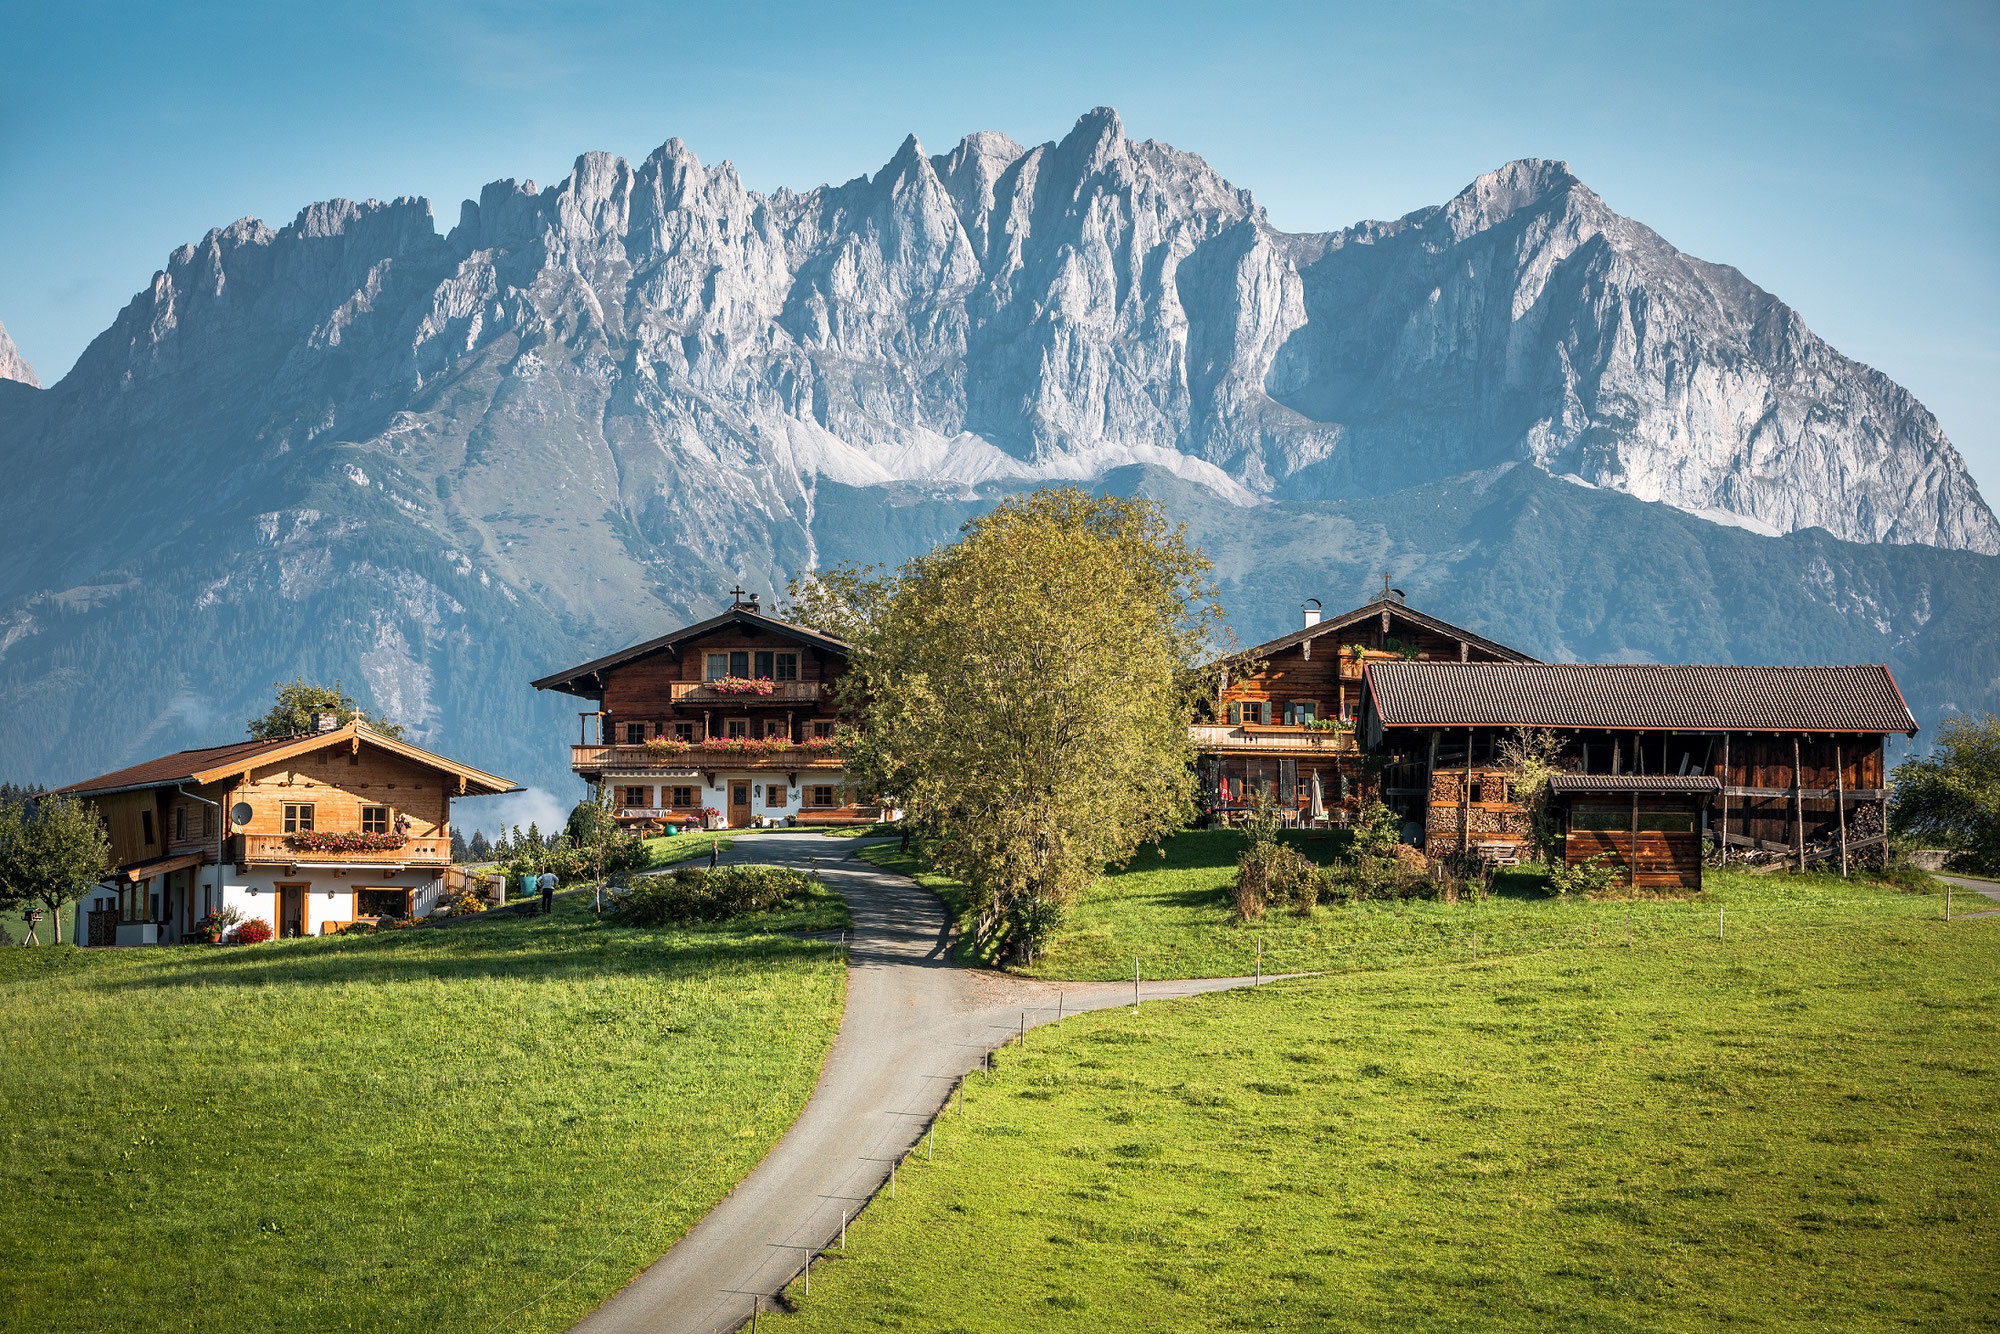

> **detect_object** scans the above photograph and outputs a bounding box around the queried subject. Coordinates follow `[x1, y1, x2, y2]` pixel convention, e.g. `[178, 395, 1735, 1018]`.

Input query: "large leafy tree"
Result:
[1891, 713, 2000, 872]
[792, 487, 1220, 953]
[0, 792, 113, 944]
[248, 678, 404, 740]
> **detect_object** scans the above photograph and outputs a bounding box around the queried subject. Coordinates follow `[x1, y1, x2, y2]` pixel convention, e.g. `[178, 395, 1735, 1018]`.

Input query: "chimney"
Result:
[314, 712, 340, 734]
[1301, 599, 1322, 629]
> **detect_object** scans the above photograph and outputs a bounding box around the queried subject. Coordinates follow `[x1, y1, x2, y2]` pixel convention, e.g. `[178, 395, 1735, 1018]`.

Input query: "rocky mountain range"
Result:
[0, 319, 37, 388]
[0, 108, 1994, 809]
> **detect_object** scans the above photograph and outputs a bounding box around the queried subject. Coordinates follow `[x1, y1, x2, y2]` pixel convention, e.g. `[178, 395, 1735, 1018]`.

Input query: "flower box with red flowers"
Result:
[708, 676, 775, 696]
[286, 830, 409, 853]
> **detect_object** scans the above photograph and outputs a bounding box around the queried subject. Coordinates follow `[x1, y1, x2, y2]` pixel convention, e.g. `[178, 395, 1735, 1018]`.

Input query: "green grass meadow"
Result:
[776, 909, 2000, 1332]
[0, 888, 845, 1333]
[866, 830, 1970, 982]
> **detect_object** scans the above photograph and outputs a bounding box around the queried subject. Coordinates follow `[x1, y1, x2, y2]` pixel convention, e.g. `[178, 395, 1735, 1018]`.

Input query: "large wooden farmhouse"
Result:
[1358, 661, 1919, 888]
[62, 720, 515, 946]
[532, 592, 886, 829]
[1199, 589, 1535, 821]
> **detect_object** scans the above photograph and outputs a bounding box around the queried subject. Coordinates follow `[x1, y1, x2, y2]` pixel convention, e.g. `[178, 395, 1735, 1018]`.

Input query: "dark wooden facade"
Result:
[1358, 662, 1916, 877]
[533, 594, 880, 828]
[1197, 593, 1535, 822]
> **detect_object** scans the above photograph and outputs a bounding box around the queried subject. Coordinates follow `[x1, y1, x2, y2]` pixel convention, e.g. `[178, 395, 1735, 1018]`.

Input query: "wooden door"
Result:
[729, 781, 751, 828]
[87, 909, 117, 947]
[277, 883, 308, 938]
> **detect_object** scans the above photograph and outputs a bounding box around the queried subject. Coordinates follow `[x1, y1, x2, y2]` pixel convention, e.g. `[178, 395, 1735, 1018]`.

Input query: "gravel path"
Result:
[573, 834, 1289, 1333]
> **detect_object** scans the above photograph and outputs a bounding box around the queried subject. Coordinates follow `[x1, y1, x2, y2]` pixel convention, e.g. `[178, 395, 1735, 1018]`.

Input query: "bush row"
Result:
[606, 865, 817, 926]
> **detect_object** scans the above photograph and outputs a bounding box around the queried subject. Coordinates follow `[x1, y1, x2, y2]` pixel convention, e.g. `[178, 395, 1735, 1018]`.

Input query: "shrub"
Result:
[1549, 854, 1620, 899]
[195, 905, 244, 944]
[606, 865, 815, 927]
[440, 890, 487, 917]
[231, 917, 273, 945]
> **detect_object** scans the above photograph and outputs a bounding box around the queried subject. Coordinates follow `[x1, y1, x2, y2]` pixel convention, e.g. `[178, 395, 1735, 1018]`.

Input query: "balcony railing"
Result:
[573, 743, 848, 774]
[666, 681, 829, 704]
[1190, 724, 1360, 753]
[232, 833, 453, 865]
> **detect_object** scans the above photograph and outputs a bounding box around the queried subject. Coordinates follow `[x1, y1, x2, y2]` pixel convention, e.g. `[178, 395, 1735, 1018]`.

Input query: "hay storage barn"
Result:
[1357, 661, 1919, 882]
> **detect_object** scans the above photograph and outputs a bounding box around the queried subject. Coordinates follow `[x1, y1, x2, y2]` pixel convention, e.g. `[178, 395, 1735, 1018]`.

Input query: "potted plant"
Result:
[1339, 644, 1368, 678]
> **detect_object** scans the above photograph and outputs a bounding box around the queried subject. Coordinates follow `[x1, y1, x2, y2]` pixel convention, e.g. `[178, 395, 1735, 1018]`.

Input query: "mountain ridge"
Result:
[0, 109, 1995, 813]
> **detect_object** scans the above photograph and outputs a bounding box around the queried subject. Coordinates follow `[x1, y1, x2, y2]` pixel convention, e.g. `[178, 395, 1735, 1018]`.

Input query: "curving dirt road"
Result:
[573, 834, 1288, 1334]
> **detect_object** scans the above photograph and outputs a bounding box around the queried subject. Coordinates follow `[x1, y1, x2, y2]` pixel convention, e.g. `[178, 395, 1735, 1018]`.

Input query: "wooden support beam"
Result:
[1462, 727, 1473, 853]
[1720, 733, 1731, 864]
[1793, 736, 1805, 872]
[1630, 789, 1639, 888]
[1836, 744, 1848, 877]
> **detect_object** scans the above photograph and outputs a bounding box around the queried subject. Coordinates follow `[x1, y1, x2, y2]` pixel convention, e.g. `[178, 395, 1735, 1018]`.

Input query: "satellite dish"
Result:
[230, 802, 253, 827]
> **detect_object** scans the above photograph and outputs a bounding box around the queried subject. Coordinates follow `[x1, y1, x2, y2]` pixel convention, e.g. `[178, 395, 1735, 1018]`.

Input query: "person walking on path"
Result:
[538, 869, 557, 916]
[708, 837, 720, 870]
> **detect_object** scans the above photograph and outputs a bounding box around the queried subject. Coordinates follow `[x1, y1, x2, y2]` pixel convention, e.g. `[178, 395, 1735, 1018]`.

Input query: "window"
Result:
[754, 650, 774, 679]
[812, 720, 835, 739]
[670, 786, 695, 807]
[1286, 701, 1317, 725]
[775, 653, 798, 681]
[767, 784, 788, 809]
[174, 806, 187, 842]
[357, 888, 411, 920]
[620, 786, 650, 808]
[361, 806, 390, 834]
[283, 804, 315, 834]
[730, 650, 750, 677]
[141, 810, 155, 846]
[726, 719, 750, 739]
[673, 721, 696, 742]
[811, 785, 836, 807]
[1468, 781, 1483, 805]
[624, 721, 647, 744]
[765, 719, 789, 740]
[706, 652, 729, 681]
[1229, 701, 1270, 726]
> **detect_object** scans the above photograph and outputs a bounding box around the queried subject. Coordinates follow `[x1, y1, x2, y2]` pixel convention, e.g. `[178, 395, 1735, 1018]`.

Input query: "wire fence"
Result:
[487, 933, 848, 1332]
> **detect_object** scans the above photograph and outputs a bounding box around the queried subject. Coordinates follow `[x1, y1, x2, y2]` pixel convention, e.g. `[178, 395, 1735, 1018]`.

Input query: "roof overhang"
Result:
[119, 851, 208, 882]
[533, 606, 853, 698]
[1548, 775, 1722, 795]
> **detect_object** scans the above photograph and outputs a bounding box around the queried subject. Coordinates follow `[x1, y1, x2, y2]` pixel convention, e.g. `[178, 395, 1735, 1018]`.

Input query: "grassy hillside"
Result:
[0, 893, 844, 1333]
[866, 830, 1960, 982]
[774, 911, 2000, 1331]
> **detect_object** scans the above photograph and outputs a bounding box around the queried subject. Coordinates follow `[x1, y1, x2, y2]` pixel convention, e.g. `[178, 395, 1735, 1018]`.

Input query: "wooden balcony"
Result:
[1190, 724, 1361, 754]
[232, 833, 453, 866]
[572, 743, 848, 775]
[666, 681, 829, 705]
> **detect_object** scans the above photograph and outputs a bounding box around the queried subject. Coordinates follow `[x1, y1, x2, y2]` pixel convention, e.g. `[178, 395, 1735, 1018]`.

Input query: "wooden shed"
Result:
[1549, 774, 1722, 891]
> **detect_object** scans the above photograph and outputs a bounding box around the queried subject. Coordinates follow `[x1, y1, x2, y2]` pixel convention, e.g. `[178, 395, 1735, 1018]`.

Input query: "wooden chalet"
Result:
[1357, 661, 1919, 889]
[1199, 588, 1536, 823]
[61, 720, 516, 945]
[532, 591, 887, 829]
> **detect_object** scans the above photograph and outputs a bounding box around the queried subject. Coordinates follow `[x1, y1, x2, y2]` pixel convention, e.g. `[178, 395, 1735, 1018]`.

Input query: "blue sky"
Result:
[3, 0, 1996, 496]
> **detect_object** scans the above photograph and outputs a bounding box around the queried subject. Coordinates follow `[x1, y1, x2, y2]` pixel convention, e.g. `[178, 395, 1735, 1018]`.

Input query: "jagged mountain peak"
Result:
[13, 110, 1994, 556]
[0, 318, 39, 388]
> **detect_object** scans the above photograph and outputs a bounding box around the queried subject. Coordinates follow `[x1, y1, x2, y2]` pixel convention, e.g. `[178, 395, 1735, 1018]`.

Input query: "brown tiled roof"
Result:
[1217, 597, 1539, 667]
[59, 723, 517, 797]
[58, 737, 300, 796]
[533, 605, 852, 697]
[1548, 774, 1722, 794]
[1365, 662, 1918, 734]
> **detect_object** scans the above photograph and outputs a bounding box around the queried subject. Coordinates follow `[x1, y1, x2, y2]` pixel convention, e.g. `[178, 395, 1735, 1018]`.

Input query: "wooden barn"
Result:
[1197, 588, 1535, 824]
[1357, 661, 1919, 887]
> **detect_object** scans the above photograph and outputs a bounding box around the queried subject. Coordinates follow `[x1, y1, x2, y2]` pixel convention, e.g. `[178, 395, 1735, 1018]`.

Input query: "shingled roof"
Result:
[59, 723, 517, 798]
[533, 604, 852, 698]
[1548, 774, 1723, 795]
[1221, 597, 1538, 666]
[1363, 662, 1918, 735]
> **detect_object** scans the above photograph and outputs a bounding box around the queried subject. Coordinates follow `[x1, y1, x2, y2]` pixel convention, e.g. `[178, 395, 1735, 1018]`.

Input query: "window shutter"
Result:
[1226, 702, 1240, 726]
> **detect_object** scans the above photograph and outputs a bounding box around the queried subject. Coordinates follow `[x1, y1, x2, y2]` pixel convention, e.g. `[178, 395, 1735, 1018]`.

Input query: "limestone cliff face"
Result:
[0, 319, 37, 387]
[24, 107, 1991, 558]
[1, 109, 1996, 796]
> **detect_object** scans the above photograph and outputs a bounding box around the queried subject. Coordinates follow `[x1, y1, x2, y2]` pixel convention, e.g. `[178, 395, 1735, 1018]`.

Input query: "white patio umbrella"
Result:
[1309, 771, 1326, 823]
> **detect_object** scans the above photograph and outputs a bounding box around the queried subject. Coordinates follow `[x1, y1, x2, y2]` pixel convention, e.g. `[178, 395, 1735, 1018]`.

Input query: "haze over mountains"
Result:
[1, 108, 1994, 807]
